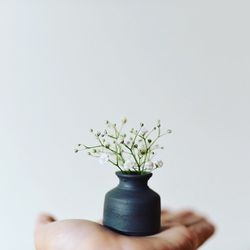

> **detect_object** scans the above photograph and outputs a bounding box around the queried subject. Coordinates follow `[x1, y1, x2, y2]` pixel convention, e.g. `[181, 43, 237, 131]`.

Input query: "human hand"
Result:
[34, 209, 215, 250]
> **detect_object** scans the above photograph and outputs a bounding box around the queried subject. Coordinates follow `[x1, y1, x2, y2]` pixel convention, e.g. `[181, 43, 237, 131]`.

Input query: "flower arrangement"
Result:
[75, 118, 171, 175]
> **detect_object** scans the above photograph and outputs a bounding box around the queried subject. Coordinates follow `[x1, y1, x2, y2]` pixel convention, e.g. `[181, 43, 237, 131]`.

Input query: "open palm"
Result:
[34, 210, 215, 250]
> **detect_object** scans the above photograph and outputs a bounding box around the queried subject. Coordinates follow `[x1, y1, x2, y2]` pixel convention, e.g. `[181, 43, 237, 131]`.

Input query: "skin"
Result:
[34, 210, 215, 250]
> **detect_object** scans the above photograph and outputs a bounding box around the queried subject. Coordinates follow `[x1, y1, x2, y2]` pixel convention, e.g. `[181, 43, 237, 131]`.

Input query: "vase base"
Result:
[104, 225, 160, 237]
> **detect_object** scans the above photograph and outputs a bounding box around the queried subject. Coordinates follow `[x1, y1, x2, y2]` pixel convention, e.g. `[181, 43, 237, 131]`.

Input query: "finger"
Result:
[160, 221, 183, 231]
[160, 211, 213, 234]
[161, 209, 170, 216]
[156, 223, 196, 250]
[172, 213, 204, 227]
[188, 219, 216, 248]
[160, 209, 170, 224]
[36, 213, 56, 227]
[161, 210, 195, 226]
[34, 213, 57, 248]
[166, 210, 205, 226]
[167, 210, 195, 221]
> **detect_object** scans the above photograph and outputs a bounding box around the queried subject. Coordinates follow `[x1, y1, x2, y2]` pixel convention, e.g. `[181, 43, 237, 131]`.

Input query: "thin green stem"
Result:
[148, 133, 166, 150]
[123, 143, 140, 168]
[145, 128, 155, 139]
[107, 134, 116, 139]
[82, 145, 103, 150]
[96, 136, 117, 155]
[142, 137, 149, 171]
[118, 123, 124, 135]
[115, 144, 119, 165]
[132, 127, 142, 147]
[108, 159, 123, 172]
[113, 125, 119, 139]
[118, 144, 125, 163]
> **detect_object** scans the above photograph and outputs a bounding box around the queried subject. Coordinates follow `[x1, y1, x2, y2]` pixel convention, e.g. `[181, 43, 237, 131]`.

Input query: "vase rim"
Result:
[116, 171, 152, 178]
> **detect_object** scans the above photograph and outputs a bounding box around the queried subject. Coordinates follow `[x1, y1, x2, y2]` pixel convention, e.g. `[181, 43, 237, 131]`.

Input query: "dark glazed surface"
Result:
[103, 171, 161, 236]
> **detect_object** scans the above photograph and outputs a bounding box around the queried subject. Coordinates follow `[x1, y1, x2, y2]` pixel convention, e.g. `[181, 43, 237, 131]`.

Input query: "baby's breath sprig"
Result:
[75, 118, 171, 175]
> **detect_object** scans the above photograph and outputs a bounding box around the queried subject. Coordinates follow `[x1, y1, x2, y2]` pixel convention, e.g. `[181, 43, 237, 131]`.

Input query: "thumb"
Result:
[34, 213, 56, 249]
[35, 213, 56, 235]
[36, 213, 56, 226]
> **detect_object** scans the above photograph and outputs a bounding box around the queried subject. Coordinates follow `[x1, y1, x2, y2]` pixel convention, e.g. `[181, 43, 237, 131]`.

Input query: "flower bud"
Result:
[121, 117, 128, 124]
[126, 140, 131, 145]
[156, 160, 163, 168]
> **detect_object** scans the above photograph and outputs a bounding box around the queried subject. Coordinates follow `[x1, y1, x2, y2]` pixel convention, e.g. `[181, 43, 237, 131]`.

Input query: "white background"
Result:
[1, 1, 250, 249]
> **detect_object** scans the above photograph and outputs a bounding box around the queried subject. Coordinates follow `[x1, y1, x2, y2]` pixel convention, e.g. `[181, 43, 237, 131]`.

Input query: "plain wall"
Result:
[1, 1, 250, 249]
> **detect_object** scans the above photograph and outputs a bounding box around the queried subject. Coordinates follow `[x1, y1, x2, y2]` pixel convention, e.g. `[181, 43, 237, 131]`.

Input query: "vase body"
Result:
[103, 171, 161, 236]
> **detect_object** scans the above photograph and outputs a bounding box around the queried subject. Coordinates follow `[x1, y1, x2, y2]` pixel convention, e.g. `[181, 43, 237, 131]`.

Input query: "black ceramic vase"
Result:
[103, 171, 161, 236]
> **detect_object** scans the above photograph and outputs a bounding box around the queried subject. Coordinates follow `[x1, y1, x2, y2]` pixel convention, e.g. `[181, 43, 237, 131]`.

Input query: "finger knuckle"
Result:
[181, 227, 197, 250]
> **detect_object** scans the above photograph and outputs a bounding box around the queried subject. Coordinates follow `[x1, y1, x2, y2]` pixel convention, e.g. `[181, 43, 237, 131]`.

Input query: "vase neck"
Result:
[116, 172, 152, 190]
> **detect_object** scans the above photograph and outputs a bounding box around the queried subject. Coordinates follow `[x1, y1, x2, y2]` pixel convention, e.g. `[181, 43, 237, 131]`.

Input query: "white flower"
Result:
[155, 160, 163, 168]
[99, 153, 109, 165]
[123, 160, 135, 170]
[144, 161, 154, 171]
